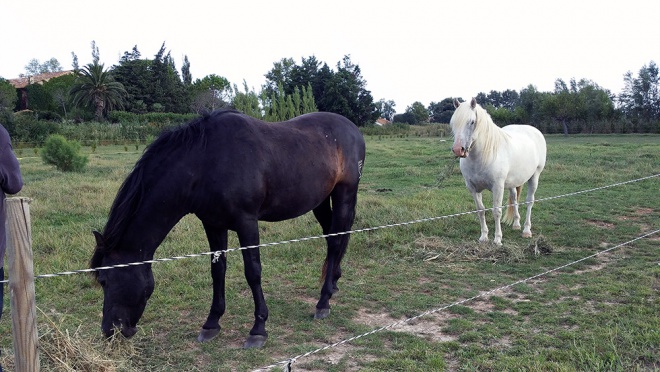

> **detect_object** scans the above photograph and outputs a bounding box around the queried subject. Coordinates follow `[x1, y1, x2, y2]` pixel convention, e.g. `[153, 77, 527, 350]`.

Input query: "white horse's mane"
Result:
[452, 101, 509, 163]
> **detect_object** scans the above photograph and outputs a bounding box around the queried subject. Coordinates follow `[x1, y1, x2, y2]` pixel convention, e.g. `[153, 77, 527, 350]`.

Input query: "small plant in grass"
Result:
[41, 134, 88, 172]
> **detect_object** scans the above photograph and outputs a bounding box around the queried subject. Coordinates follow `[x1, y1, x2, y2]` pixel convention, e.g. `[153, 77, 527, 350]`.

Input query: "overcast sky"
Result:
[1, 0, 657, 113]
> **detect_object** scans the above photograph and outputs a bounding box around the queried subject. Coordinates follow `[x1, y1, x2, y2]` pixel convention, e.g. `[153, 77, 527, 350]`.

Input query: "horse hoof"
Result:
[522, 231, 532, 238]
[315, 308, 330, 319]
[197, 328, 221, 342]
[243, 334, 267, 348]
[512, 224, 521, 230]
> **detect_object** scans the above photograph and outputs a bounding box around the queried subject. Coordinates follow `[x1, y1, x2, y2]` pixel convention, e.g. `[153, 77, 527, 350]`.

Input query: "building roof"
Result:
[8, 70, 74, 89]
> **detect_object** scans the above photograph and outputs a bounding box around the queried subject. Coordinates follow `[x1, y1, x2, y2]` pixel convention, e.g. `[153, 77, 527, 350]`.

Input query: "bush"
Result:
[41, 135, 88, 172]
[12, 111, 60, 145]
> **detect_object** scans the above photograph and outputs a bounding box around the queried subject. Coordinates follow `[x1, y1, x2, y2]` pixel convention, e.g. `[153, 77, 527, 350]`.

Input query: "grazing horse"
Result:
[450, 98, 546, 245]
[90, 109, 365, 348]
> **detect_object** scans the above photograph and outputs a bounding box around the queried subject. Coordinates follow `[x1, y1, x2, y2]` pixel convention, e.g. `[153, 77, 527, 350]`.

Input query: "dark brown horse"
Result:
[90, 110, 365, 348]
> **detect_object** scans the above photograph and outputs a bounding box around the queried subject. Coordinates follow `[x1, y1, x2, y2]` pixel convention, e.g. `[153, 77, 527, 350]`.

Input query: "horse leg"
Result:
[510, 187, 522, 230]
[491, 185, 505, 245]
[197, 226, 228, 342]
[315, 185, 357, 320]
[313, 197, 340, 293]
[236, 220, 269, 348]
[471, 191, 489, 243]
[522, 173, 541, 238]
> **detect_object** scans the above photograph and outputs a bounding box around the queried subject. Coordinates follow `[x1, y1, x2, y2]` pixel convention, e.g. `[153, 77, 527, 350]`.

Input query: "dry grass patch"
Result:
[412, 235, 553, 263]
[1, 308, 139, 372]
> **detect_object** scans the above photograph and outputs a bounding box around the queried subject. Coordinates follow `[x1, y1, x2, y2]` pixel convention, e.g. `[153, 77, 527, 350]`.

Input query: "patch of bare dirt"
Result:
[353, 308, 457, 343]
[572, 252, 614, 275]
[586, 219, 616, 229]
[634, 207, 654, 216]
[290, 342, 374, 372]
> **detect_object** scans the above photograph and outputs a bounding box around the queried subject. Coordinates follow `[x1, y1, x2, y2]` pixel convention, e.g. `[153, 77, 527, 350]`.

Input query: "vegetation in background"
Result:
[40, 134, 88, 172]
[4, 40, 659, 130]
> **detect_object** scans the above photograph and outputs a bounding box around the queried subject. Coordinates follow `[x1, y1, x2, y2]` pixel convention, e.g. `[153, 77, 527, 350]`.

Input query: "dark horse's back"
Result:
[172, 110, 365, 224]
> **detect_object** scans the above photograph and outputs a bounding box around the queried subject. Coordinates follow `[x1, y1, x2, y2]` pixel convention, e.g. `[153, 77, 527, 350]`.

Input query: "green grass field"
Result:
[1, 132, 658, 371]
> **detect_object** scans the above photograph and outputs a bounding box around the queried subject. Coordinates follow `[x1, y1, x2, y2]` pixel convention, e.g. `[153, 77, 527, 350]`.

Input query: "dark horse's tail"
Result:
[320, 237, 351, 283]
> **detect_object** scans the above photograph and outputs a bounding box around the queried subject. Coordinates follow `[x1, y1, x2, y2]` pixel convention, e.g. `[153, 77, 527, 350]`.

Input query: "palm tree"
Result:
[70, 62, 127, 121]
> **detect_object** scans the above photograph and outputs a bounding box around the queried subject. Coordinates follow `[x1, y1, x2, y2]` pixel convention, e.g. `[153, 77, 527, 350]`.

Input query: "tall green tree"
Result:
[112, 44, 191, 113]
[318, 55, 377, 125]
[301, 83, 317, 114]
[24, 57, 63, 76]
[112, 46, 152, 113]
[264, 55, 376, 125]
[518, 84, 543, 123]
[232, 80, 262, 118]
[190, 74, 232, 113]
[44, 74, 78, 118]
[263, 58, 297, 98]
[150, 43, 189, 113]
[406, 101, 429, 124]
[376, 99, 396, 121]
[619, 61, 659, 126]
[70, 62, 127, 121]
[0, 78, 17, 111]
[428, 98, 455, 123]
[181, 55, 192, 86]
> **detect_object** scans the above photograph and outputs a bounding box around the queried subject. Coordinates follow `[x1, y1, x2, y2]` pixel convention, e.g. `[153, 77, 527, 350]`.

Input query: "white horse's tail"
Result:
[503, 185, 522, 225]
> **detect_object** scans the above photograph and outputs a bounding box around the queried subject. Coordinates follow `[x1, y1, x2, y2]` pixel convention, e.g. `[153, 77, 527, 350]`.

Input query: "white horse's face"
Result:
[450, 98, 478, 158]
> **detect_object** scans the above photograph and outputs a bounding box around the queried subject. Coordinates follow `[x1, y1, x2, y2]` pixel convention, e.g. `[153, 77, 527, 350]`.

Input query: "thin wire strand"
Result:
[2, 173, 656, 284]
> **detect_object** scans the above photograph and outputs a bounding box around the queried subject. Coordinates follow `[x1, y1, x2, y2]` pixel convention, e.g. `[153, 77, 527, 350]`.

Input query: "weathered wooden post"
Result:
[5, 197, 40, 371]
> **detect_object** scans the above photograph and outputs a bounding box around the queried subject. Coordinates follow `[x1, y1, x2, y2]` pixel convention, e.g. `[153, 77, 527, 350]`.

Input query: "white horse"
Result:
[450, 98, 546, 245]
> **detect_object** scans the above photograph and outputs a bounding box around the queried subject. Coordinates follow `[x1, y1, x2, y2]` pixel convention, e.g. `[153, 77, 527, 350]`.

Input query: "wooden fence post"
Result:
[5, 197, 40, 372]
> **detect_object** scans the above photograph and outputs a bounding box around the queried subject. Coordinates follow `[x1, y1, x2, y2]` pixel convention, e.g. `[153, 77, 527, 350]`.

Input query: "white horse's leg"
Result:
[491, 185, 505, 245]
[509, 187, 522, 230]
[471, 191, 489, 242]
[522, 173, 540, 238]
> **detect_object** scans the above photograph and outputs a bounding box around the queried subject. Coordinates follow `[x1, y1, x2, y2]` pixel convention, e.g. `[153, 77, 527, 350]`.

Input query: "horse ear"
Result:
[470, 97, 477, 109]
[92, 230, 105, 248]
[453, 98, 460, 108]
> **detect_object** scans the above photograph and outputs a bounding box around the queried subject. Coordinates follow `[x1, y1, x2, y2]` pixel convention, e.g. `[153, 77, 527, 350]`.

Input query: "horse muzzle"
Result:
[103, 323, 138, 339]
[452, 144, 468, 158]
[102, 312, 139, 339]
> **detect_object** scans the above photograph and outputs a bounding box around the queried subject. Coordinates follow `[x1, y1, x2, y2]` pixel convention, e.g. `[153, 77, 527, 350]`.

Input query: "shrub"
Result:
[12, 111, 60, 145]
[41, 135, 88, 172]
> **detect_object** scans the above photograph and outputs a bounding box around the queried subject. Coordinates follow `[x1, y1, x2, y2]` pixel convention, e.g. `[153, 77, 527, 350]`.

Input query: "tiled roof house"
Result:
[8, 70, 74, 110]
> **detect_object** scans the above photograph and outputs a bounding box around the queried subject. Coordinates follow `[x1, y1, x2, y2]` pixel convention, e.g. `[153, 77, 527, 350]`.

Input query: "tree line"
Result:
[392, 61, 659, 134]
[0, 40, 658, 135]
[0, 42, 379, 130]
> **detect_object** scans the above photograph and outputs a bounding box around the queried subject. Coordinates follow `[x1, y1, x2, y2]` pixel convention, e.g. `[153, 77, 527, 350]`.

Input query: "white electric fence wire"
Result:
[14, 173, 656, 283]
[256, 228, 659, 371]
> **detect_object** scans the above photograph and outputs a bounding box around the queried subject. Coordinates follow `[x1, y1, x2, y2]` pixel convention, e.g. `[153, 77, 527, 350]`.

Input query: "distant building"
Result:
[8, 70, 74, 110]
[375, 118, 390, 126]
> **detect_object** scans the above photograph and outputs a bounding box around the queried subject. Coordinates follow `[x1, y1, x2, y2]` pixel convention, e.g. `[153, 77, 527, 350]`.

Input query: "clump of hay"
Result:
[414, 234, 552, 264]
[525, 235, 553, 256]
[1, 307, 141, 372]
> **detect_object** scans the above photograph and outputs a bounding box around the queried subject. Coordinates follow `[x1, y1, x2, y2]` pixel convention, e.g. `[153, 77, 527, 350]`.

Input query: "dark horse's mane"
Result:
[94, 109, 240, 259]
